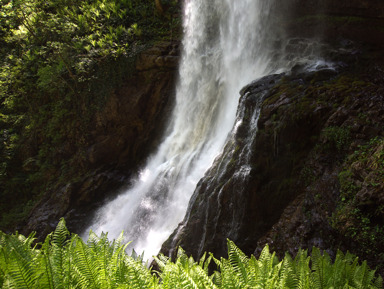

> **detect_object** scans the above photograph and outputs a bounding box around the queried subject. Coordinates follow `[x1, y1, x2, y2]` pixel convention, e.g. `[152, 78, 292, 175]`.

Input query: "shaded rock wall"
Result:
[161, 42, 384, 272]
[87, 41, 179, 170]
[22, 41, 180, 238]
[161, 67, 336, 259]
[256, 61, 384, 272]
[276, 0, 384, 46]
[291, 0, 384, 18]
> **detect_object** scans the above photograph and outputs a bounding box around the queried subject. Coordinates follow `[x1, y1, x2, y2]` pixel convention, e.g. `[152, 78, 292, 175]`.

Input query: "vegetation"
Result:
[321, 126, 351, 152]
[0, 219, 382, 288]
[0, 0, 180, 230]
[332, 137, 384, 266]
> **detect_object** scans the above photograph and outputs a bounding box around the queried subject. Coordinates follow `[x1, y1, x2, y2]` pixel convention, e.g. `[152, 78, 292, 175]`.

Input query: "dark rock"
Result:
[160, 68, 331, 260]
[275, 0, 384, 46]
[240, 74, 284, 96]
[86, 41, 180, 171]
[22, 41, 180, 238]
[160, 45, 384, 274]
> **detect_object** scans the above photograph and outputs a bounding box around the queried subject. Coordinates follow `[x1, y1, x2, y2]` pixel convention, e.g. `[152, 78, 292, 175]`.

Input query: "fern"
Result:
[87, 231, 110, 287]
[0, 232, 39, 288]
[1, 222, 383, 289]
[158, 261, 180, 289]
[158, 247, 216, 289]
[311, 247, 332, 289]
[255, 244, 279, 288]
[73, 236, 100, 287]
[37, 236, 55, 289]
[374, 275, 384, 289]
[227, 239, 249, 287]
[293, 249, 313, 289]
[45, 218, 71, 289]
[247, 255, 260, 288]
[277, 254, 298, 289]
[193, 264, 218, 289]
[353, 260, 372, 288]
[329, 250, 348, 288]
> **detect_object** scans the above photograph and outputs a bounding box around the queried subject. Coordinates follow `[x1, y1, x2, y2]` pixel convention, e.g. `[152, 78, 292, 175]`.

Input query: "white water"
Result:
[85, 0, 277, 259]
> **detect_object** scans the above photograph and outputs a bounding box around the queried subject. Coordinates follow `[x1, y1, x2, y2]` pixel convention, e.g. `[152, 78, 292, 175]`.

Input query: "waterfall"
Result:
[85, 0, 278, 259]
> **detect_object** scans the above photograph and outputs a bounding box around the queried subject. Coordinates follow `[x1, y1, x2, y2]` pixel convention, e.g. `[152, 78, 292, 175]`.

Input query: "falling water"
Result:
[85, 0, 278, 258]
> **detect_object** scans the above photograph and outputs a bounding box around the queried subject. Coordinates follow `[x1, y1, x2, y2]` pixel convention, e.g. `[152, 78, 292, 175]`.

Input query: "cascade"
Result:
[85, 0, 280, 258]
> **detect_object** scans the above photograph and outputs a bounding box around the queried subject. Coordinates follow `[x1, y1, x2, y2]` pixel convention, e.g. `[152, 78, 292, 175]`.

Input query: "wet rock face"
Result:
[22, 41, 180, 238]
[160, 74, 286, 259]
[161, 43, 384, 272]
[160, 67, 334, 259]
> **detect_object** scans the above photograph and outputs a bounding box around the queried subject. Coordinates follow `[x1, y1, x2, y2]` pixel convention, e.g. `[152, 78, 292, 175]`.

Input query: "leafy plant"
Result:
[1, 219, 382, 288]
[0, 219, 157, 288]
[332, 137, 384, 269]
[322, 126, 351, 152]
[0, 0, 181, 230]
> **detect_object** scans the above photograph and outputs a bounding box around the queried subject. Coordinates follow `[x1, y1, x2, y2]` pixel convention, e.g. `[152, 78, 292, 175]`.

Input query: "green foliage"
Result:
[1, 220, 382, 288]
[0, 219, 156, 288]
[321, 126, 351, 152]
[0, 0, 180, 230]
[332, 137, 384, 266]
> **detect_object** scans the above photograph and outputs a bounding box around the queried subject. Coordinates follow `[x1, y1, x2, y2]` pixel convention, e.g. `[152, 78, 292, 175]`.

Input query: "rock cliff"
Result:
[279, 0, 384, 45]
[161, 40, 384, 272]
[22, 41, 180, 238]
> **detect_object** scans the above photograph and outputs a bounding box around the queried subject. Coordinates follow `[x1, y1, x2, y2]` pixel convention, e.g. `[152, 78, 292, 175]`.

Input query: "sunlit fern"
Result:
[1, 219, 382, 288]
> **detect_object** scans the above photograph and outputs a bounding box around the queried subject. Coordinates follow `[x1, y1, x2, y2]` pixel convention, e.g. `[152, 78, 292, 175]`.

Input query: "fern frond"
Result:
[34, 234, 55, 289]
[154, 253, 170, 271]
[72, 235, 100, 288]
[51, 219, 71, 288]
[247, 255, 259, 287]
[256, 244, 280, 288]
[199, 252, 207, 268]
[176, 249, 217, 289]
[179, 267, 199, 289]
[311, 247, 333, 289]
[1, 232, 39, 288]
[212, 270, 222, 288]
[193, 264, 218, 289]
[293, 249, 313, 289]
[210, 255, 222, 287]
[330, 249, 347, 288]
[278, 253, 297, 289]
[227, 239, 249, 287]
[124, 255, 154, 289]
[52, 218, 69, 249]
[374, 274, 383, 288]
[219, 258, 239, 289]
[111, 241, 131, 286]
[159, 262, 180, 289]
[353, 260, 370, 288]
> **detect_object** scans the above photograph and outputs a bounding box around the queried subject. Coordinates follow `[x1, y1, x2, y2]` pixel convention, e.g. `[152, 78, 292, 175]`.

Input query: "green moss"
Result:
[331, 137, 384, 265]
[299, 166, 316, 187]
[322, 126, 351, 152]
